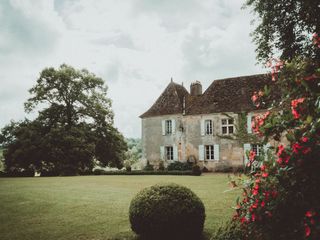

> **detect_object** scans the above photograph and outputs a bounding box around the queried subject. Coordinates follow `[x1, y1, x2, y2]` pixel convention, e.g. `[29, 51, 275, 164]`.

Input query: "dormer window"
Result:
[222, 118, 234, 135]
[205, 120, 213, 135]
[165, 120, 172, 135]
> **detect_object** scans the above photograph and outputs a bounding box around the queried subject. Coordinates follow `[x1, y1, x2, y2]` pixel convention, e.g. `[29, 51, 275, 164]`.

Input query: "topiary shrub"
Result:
[192, 164, 202, 176]
[129, 183, 205, 240]
[167, 161, 192, 171]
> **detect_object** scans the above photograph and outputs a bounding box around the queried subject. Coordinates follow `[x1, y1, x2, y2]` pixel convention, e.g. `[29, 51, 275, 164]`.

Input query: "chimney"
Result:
[190, 81, 202, 96]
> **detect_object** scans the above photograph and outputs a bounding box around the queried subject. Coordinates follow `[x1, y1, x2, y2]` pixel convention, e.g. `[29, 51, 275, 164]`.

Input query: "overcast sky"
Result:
[0, 0, 265, 138]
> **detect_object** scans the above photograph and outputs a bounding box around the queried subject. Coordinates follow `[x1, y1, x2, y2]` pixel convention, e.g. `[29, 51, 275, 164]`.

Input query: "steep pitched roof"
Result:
[140, 74, 277, 118]
[140, 81, 189, 118]
[186, 74, 274, 115]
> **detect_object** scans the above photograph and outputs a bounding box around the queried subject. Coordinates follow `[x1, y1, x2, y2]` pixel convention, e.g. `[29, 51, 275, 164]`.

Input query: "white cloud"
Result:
[0, 0, 264, 138]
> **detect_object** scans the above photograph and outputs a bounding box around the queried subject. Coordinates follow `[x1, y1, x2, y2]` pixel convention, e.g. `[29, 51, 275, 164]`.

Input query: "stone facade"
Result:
[140, 74, 278, 170]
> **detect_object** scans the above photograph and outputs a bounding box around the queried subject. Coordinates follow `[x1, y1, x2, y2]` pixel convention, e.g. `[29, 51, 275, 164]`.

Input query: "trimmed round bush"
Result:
[129, 183, 205, 239]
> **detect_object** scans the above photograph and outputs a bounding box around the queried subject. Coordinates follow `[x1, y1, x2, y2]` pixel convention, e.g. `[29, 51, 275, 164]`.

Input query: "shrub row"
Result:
[0, 170, 35, 177]
[92, 169, 196, 176]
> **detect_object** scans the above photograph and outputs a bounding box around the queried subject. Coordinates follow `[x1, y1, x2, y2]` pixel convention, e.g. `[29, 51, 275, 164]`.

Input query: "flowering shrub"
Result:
[233, 35, 320, 239]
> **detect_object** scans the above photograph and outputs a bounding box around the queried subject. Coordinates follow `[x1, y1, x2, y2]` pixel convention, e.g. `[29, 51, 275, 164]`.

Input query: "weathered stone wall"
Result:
[142, 112, 247, 170]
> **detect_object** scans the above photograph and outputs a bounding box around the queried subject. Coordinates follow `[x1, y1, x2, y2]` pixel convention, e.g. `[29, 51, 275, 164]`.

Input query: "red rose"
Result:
[305, 224, 311, 237]
[305, 211, 314, 218]
[302, 147, 311, 154]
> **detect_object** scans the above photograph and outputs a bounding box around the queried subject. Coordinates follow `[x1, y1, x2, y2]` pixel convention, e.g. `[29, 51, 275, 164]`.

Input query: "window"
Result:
[205, 120, 213, 135]
[221, 118, 234, 135]
[165, 120, 172, 135]
[251, 144, 263, 156]
[205, 145, 214, 160]
[166, 146, 173, 160]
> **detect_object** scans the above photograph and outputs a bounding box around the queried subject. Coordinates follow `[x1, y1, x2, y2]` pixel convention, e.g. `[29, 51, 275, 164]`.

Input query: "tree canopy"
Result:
[0, 64, 127, 175]
[244, 0, 320, 62]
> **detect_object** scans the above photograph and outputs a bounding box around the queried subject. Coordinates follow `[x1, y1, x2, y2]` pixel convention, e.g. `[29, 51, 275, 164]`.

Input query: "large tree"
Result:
[0, 64, 127, 175]
[244, 0, 320, 62]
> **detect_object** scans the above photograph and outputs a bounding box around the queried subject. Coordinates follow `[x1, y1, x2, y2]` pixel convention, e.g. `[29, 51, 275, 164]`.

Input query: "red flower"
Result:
[261, 201, 266, 207]
[277, 158, 283, 165]
[277, 145, 285, 156]
[301, 137, 309, 143]
[260, 164, 266, 171]
[302, 147, 311, 155]
[291, 98, 305, 108]
[262, 172, 269, 178]
[305, 211, 314, 218]
[240, 217, 248, 224]
[252, 202, 258, 209]
[249, 150, 256, 161]
[251, 92, 258, 102]
[292, 142, 302, 154]
[251, 213, 256, 222]
[305, 224, 311, 237]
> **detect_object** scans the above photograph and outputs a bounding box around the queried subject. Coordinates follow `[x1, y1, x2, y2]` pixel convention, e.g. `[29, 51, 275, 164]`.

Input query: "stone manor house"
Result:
[140, 74, 274, 170]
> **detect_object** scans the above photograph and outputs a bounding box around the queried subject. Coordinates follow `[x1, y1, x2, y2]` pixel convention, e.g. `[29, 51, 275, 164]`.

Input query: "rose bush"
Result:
[233, 34, 320, 239]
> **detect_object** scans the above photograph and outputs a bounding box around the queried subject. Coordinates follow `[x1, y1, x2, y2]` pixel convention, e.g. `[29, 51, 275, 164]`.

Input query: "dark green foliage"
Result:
[143, 161, 154, 171]
[211, 220, 245, 240]
[2, 169, 35, 177]
[158, 161, 165, 171]
[125, 166, 132, 172]
[40, 169, 59, 177]
[91, 170, 194, 176]
[244, 0, 320, 62]
[129, 183, 205, 240]
[202, 166, 210, 173]
[167, 161, 192, 171]
[0, 65, 127, 175]
[192, 164, 202, 176]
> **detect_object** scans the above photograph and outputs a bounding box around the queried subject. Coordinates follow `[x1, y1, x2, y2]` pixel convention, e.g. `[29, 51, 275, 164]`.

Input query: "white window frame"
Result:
[165, 120, 172, 135]
[251, 144, 263, 156]
[205, 145, 214, 160]
[221, 118, 234, 135]
[205, 119, 213, 135]
[166, 146, 173, 160]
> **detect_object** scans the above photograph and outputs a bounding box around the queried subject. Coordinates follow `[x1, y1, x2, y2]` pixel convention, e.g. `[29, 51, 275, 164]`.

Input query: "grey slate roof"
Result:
[140, 74, 275, 118]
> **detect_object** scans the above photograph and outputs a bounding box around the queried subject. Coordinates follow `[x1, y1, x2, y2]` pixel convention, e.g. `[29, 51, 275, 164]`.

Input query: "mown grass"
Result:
[0, 174, 240, 240]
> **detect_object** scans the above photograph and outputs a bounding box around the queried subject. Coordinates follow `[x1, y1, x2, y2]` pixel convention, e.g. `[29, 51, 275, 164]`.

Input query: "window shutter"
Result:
[162, 120, 165, 135]
[247, 113, 252, 134]
[211, 120, 214, 135]
[243, 143, 251, 164]
[214, 144, 219, 160]
[200, 119, 205, 136]
[160, 146, 165, 160]
[198, 145, 204, 160]
[263, 143, 271, 156]
[172, 119, 176, 135]
[173, 145, 178, 161]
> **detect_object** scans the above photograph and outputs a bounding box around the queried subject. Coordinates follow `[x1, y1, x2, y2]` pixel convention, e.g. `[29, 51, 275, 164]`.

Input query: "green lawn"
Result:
[0, 174, 240, 240]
